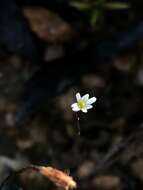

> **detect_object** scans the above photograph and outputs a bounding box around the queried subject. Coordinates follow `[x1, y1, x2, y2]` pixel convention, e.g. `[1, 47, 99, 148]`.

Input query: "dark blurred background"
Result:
[1, 0, 143, 189]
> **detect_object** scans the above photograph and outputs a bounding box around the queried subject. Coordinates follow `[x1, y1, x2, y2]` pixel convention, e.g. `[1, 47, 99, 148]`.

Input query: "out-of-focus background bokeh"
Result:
[1, 0, 143, 189]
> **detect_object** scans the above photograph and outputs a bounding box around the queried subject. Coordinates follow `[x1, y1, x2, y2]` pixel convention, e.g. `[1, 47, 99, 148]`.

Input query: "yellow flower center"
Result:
[77, 100, 86, 109]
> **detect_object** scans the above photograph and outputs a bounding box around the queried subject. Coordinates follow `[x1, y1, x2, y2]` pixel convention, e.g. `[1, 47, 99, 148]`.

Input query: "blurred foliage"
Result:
[69, 0, 130, 27]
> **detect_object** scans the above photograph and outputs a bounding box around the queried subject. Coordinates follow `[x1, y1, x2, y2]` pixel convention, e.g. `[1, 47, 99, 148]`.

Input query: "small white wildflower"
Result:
[71, 93, 97, 113]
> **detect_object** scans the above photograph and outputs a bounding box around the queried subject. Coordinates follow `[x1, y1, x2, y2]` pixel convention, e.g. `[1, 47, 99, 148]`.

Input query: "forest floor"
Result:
[0, 6, 143, 190]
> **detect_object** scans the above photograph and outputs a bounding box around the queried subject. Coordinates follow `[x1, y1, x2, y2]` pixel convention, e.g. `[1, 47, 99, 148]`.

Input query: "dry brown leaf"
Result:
[38, 166, 77, 190]
[23, 7, 73, 43]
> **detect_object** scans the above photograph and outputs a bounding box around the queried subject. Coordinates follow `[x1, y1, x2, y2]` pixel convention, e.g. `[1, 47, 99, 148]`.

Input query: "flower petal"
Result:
[82, 94, 89, 101]
[81, 108, 88, 113]
[87, 97, 97, 104]
[71, 103, 80, 112]
[86, 105, 93, 109]
[76, 93, 81, 101]
[71, 103, 77, 108]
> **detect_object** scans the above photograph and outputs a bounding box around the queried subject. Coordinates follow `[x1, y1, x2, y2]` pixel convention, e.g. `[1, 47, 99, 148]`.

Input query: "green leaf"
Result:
[70, 1, 91, 10]
[90, 11, 99, 27]
[105, 2, 130, 9]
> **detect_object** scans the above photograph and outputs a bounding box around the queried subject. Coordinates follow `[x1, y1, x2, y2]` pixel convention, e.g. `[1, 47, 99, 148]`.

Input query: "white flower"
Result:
[71, 93, 97, 113]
